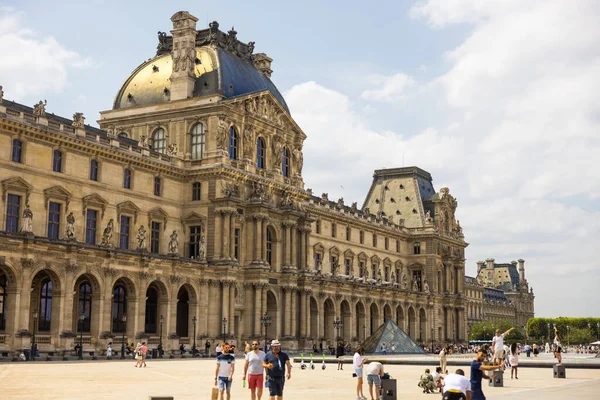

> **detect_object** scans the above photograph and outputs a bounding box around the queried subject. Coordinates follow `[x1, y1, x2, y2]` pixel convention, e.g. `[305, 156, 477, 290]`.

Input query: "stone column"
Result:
[199, 280, 209, 336]
[229, 284, 235, 336]
[261, 218, 267, 262]
[350, 299, 357, 340]
[304, 230, 310, 270]
[254, 284, 262, 336]
[299, 290, 307, 337]
[290, 289, 297, 338]
[221, 211, 230, 260]
[229, 212, 236, 261]
[207, 281, 219, 337]
[253, 216, 261, 263]
[222, 282, 230, 336]
[214, 211, 222, 260]
[290, 226, 297, 267]
[282, 224, 289, 267]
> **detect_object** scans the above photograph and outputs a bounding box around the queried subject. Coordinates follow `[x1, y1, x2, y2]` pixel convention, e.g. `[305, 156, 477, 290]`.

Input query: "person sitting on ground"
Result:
[418, 368, 436, 394]
[442, 368, 471, 400]
[432, 366, 445, 393]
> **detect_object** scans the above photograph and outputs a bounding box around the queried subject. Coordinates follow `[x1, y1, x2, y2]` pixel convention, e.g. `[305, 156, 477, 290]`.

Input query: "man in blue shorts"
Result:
[263, 339, 291, 400]
[215, 345, 235, 400]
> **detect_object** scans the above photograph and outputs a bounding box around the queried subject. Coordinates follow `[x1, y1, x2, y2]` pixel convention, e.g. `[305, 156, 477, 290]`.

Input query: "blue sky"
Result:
[1, 1, 599, 318]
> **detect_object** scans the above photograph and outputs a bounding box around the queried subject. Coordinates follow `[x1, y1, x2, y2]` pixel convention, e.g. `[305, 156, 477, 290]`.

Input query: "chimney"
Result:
[169, 11, 198, 101]
[476, 261, 485, 275]
[518, 259, 525, 282]
[485, 258, 495, 281]
[253, 53, 273, 78]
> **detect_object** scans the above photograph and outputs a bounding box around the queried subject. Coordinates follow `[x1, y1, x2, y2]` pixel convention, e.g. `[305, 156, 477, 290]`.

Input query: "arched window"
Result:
[176, 288, 189, 337]
[78, 282, 92, 332]
[112, 285, 126, 333]
[282, 147, 290, 177]
[39, 279, 53, 331]
[0, 274, 6, 331]
[150, 128, 166, 154]
[145, 287, 158, 333]
[256, 137, 266, 169]
[266, 227, 274, 266]
[229, 127, 238, 160]
[190, 123, 205, 160]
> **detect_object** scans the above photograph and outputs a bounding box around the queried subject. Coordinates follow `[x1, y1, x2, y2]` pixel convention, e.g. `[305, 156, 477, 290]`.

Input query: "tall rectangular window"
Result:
[396, 239, 400, 253]
[414, 242, 421, 255]
[85, 209, 98, 245]
[189, 225, 202, 258]
[372, 264, 377, 279]
[413, 271, 422, 291]
[89, 160, 99, 181]
[47, 202, 61, 239]
[330, 256, 337, 274]
[346, 227, 351, 241]
[359, 230, 364, 244]
[373, 233, 377, 247]
[331, 222, 336, 238]
[316, 220, 321, 234]
[345, 259, 351, 275]
[192, 182, 201, 201]
[154, 177, 161, 196]
[151, 221, 161, 254]
[5, 194, 21, 233]
[11, 139, 23, 163]
[52, 150, 62, 172]
[119, 216, 131, 249]
[314, 253, 322, 269]
[359, 261, 365, 277]
[384, 237, 389, 250]
[123, 169, 132, 189]
[234, 228, 240, 260]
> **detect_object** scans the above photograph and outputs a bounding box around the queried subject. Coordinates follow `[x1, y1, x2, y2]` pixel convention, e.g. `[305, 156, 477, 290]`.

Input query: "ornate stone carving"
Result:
[65, 261, 79, 275]
[167, 143, 177, 156]
[362, 207, 370, 216]
[208, 21, 219, 46]
[423, 280, 430, 293]
[250, 182, 268, 201]
[292, 146, 303, 175]
[20, 203, 33, 234]
[139, 135, 149, 148]
[138, 270, 153, 282]
[101, 219, 114, 247]
[103, 267, 116, 277]
[137, 225, 147, 250]
[412, 279, 419, 292]
[280, 191, 293, 208]
[334, 291, 342, 301]
[402, 273, 408, 289]
[64, 212, 76, 240]
[222, 182, 239, 198]
[168, 274, 182, 285]
[33, 100, 47, 117]
[168, 230, 179, 254]
[106, 126, 116, 138]
[425, 210, 432, 224]
[21, 258, 34, 270]
[72, 112, 85, 128]
[216, 115, 228, 150]
[337, 197, 344, 209]
[157, 31, 169, 53]
[243, 125, 254, 158]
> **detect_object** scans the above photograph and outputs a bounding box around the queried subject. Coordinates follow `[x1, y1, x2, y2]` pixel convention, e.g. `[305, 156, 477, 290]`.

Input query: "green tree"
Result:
[469, 320, 524, 341]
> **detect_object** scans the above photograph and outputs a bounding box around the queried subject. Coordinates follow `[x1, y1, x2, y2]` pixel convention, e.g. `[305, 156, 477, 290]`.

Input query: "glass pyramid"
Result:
[361, 319, 426, 354]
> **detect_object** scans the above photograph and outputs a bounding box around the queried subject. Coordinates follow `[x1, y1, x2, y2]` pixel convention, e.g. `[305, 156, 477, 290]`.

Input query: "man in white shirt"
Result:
[243, 340, 266, 400]
[491, 327, 514, 366]
[442, 369, 471, 400]
[366, 361, 384, 400]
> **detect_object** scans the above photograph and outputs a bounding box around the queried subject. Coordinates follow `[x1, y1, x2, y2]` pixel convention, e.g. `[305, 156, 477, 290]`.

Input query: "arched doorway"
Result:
[144, 281, 168, 335]
[176, 287, 189, 337]
[408, 307, 416, 339]
[266, 290, 278, 342]
[396, 306, 404, 331]
[0, 272, 7, 331]
[383, 304, 392, 322]
[340, 300, 351, 341]
[30, 270, 61, 336]
[356, 302, 366, 341]
[309, 297, 318, 339]
[419, 308, 427, 342]
[370, 303, 379, 335]
[323, 298, 334, 343]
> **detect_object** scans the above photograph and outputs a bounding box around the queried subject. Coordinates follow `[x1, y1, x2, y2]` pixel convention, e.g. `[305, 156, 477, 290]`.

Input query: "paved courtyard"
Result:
[1, 357, 599, 400]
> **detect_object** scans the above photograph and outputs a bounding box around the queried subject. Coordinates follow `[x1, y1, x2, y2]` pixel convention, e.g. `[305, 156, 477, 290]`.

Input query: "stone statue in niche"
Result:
[292, 146, 303, 174]
[243, 126, 254, 157]
[272, 137, 283, 170]
[331, 261, 340, 276]
[377, 269, 383, 284]
[167, 143, 177, 156]
[425, 210, 432, 224]
[423, 280, 430, 293]
[72, 112, 85, 128]
[64, 212, 76, 240]
[216, 116, 228, 149]
[412, 279, 419, 292]
[390, 272, 396, 284]
[20, 203, 33, 234]
[137, 225, 147, 250]
[198, 236, 206, 259]
[402, 273, 408, 289]
[168, 230, 179, 254]
[139, 135, 148, 148]
[101, 219, 114, 246]
[33, 100, 47, 117]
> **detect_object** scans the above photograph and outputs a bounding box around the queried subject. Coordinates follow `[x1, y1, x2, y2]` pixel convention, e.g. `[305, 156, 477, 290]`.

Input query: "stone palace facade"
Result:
[0, 11, 468, 355]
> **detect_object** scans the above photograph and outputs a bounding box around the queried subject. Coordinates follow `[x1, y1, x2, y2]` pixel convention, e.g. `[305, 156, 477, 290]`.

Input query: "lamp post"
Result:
[333, 316, 343, 342]
[192, 316, 197, 357]
[159, 315, 164, 358]
[431, 328, 434, 354]
[120, 314, 127, 359]
[260, 312, 271, 352]
[222, 317, 228, 348]
[31, 309, 38, 362]
[78, 312, 84, 360]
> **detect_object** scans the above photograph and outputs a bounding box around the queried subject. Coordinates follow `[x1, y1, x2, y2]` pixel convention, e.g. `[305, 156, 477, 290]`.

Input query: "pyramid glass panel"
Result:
[361, 319, 426, 354]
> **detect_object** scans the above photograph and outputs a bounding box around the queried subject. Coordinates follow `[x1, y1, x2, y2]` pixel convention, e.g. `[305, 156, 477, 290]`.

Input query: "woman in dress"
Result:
[510, 342, 519, 379]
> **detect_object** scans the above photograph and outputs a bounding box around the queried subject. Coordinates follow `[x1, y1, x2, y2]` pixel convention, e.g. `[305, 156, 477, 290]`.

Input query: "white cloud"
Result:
[360, 73, 416, 102]
[288, 1, 600, 317]
[0, 7, 90, 100]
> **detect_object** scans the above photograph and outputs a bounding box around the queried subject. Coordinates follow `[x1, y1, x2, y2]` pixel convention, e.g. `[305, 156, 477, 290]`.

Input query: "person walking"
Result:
[491, 327, 514, 366]
[441, 369, 471, 400]
[509, 343, 519, 379]
[336, 341, 345, 370]
[106, 342, 112, 359]
[353, 347, 368, 400]
[440, 346, 448, 372]
[243, 340, 266, 400]
[524, 343, 531, 358]
[263, 339, 291, 400]
[215, 344, 235, 400]
[134, 342, 143, 368]
[470, 349, 504, 400]
[244, 341, 251, 355]
[216, 343, 223, 357]
[141, 342, 148, 367]
[365, 361, 384, 400]
[553, 326, 562, 366]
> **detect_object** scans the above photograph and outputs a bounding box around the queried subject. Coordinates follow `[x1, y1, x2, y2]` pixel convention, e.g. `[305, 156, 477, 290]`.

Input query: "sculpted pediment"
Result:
[370, 254, 381, 263]
[313, 242, 325, 253]
[328, 245, 340, 255]
[382, 257, 392, 266]
[1, 176, 33, 202]
[147, 207, 169, 229]
[116, 200, 140, 224]
[344, 249, 355, 258]
[357, 252, 368, 261]
[44, 185, 72, 210]
[82, 193, 108, 217]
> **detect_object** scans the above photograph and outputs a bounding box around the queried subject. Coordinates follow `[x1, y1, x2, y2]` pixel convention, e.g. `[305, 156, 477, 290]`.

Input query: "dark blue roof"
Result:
[216, 48, 289, 113]
[484, 287, 508, 302]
